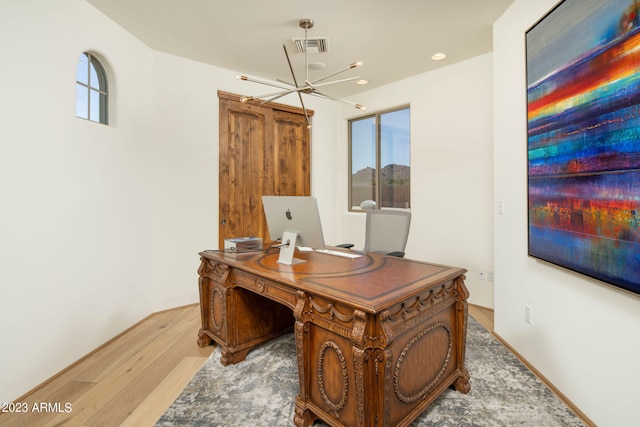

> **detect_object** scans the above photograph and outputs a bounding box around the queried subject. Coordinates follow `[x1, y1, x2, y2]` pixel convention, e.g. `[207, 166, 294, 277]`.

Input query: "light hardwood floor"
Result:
[1, 304, 492, 427]
[468, 303, 494, 332]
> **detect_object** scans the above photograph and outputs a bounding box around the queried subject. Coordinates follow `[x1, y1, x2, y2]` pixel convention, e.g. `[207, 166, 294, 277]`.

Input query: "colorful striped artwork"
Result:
[527, 0, 640, 295]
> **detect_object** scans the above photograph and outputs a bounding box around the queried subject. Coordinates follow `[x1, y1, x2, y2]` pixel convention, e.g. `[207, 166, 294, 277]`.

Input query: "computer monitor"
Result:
[262, 196, 326, 250]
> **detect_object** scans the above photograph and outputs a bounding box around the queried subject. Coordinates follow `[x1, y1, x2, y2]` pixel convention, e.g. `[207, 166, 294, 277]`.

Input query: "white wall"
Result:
[0, 0, 342, 403]
[339, 54, 495, 308]
[0, 0, 156, 403]
[145, 52, 219, 310]
[494, 2, 640, 426]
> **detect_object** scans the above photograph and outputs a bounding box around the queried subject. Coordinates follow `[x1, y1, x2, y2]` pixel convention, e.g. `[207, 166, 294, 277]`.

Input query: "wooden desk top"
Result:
[199, 249, 466, 314]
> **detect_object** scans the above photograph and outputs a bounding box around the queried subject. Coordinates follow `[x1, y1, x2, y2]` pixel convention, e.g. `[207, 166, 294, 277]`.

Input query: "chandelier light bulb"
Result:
[356, 104, 366, 110]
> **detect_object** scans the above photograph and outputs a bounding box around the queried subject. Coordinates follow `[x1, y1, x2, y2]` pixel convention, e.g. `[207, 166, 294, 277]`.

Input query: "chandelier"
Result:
[236, 18, 366, 128]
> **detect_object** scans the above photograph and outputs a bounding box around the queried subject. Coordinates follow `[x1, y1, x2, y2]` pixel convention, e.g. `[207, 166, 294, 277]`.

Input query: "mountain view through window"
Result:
[350, 106, 410, 210]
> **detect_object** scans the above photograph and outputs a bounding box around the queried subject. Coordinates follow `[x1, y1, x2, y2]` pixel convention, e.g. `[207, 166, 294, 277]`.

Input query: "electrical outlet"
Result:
[488, 270, 495, 282]
[525, 305, 533, 325]
[478, 269, 486, 280]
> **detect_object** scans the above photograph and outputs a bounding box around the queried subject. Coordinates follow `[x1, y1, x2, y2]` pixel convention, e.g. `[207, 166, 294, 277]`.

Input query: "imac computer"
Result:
[262, 195, 326, 264]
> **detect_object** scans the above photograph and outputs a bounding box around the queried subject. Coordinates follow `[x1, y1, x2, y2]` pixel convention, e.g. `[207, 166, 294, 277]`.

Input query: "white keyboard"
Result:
[316, 249, 362, 259]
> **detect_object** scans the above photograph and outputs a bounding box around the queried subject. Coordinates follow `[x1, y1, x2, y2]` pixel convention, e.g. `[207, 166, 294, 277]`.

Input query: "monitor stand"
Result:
[277, 230, 306, 265]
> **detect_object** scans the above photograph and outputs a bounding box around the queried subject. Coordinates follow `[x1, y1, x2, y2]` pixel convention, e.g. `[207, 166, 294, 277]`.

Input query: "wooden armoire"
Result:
[218, 91, 313, 248]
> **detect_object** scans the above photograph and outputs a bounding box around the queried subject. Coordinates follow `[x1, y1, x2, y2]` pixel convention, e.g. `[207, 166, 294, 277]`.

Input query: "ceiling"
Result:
[86, 0, 514, 98]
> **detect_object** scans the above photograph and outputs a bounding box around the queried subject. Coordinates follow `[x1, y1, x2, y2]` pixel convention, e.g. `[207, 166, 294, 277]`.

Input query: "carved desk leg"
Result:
[197, 328, 214, 348]
[196, 258, 229, 349]
[197, 266, 214, 348]
[293, 291, 316, 427]
[350, 310, 372, 427]
[454, 275, 471, 394]
[293, 319, 315, 427]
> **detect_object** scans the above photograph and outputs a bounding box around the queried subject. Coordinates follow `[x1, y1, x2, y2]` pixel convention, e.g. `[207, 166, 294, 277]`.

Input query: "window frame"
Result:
[76, 52, 109, 125]
[348, 104, 411, 212]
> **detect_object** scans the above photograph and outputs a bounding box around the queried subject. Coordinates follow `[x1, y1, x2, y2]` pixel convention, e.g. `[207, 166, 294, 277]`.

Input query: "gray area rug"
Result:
[156, 316, 584, 426]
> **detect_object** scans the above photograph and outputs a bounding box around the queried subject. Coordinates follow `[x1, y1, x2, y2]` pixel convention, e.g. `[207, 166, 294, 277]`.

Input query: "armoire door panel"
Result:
[273, 111, 311, 197]
[218, 92, 312, 248]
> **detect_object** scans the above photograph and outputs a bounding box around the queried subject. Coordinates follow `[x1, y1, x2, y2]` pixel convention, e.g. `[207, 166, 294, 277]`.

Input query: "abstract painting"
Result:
[527, 0, 640, 295]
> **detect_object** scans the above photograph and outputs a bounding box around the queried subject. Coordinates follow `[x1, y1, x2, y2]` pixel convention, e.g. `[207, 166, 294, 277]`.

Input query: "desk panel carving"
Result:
[197, 249, 469, 427]
[394, 321, 452, 404]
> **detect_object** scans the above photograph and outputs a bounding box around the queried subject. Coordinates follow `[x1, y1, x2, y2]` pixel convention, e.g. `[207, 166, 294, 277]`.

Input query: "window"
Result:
[349, 106, 410, 211]
[76, 52, 108, 124]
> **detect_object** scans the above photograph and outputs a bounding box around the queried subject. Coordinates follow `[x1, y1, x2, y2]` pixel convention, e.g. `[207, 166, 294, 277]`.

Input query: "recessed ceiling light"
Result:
[356, 79, 368, 85]
[309, 62, 326, 70]
[431, 52, 447, 61]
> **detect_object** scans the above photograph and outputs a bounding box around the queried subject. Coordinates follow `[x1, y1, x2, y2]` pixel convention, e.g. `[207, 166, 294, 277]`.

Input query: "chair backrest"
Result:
[363, 210, 411, 255]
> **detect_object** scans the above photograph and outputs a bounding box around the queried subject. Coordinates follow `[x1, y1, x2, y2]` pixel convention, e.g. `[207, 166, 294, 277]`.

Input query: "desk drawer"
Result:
[231, 270, 298, 310]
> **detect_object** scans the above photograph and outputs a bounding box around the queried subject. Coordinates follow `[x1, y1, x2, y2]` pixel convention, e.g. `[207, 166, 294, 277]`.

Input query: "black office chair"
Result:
[338, 209, 411, 257]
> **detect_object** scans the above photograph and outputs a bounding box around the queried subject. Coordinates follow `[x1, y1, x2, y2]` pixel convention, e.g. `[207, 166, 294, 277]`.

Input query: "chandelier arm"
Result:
[258, 90, 297, 104]
[247, 88, 297, 101]
[277, 78, 296, 87]
[310, 90, 366, 110]
[308, 76, 362, 88]
[308, 91, 342, 102]
[238, 75, 294, 91]
[283, 45, 302, 89]
[311, 62, 363, 85]
[296, 91, 312, 127]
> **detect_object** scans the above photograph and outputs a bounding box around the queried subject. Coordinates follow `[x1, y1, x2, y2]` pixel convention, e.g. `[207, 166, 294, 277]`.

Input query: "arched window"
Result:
[76, 52, 108, 124]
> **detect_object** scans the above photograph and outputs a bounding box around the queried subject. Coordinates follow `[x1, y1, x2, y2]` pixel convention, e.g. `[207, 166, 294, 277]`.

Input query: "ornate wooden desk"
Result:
[197, 249, 470, 427]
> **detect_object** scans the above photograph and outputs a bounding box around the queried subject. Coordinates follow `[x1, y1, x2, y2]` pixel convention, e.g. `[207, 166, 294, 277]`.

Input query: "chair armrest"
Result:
[336, 243, 355, 249]
[386, 251, 405, 258]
